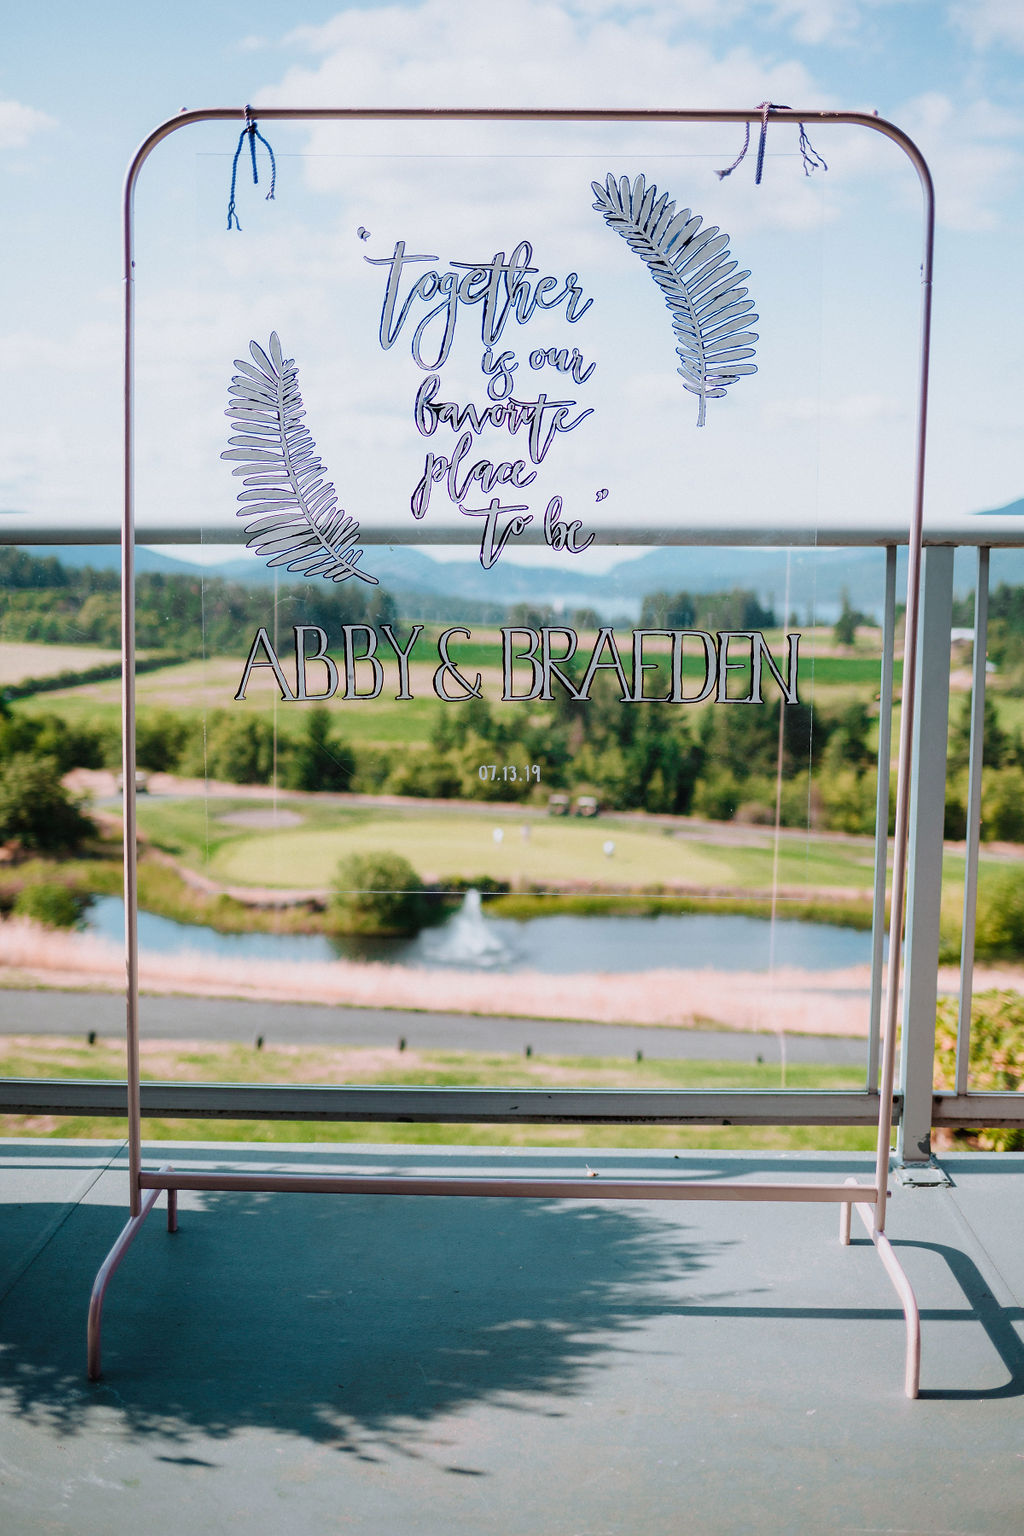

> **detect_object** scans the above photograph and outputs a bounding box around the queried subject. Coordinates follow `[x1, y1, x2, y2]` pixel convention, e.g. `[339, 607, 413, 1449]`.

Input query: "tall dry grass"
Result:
[0, 916, 891, 1034]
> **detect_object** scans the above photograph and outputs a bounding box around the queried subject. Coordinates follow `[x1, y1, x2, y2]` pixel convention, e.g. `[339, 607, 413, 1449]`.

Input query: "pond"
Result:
[84, 892, 878, 975]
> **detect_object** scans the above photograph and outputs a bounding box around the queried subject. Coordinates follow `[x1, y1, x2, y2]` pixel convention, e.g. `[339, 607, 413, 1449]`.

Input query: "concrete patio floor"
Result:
[2, 1139, 1024, 1535]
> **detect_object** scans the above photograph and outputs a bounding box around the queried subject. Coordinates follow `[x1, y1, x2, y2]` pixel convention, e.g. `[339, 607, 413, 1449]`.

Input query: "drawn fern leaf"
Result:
[221, 333, 378, 585]
[591, 173, 758, 427]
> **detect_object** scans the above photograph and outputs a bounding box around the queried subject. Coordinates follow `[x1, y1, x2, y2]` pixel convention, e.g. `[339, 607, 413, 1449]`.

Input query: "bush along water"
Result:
[934, 991, 1024, 1151]
[329, 852, 441, 937]
[12, 882, 86, 929]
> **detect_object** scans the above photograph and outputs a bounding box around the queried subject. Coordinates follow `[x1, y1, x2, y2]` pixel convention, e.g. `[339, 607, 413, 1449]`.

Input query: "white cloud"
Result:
[767, 0, 867, 46]
[761, 0, 930, 48]
[897, 90, 1023, 229]
[766, 392, 904, 424]
[951, 0, 1024, 52]
[0, 317, 121, 517]
[0, 98, 55, 150]
[271, 0, 820, 113]
[256, 0, 835, 242]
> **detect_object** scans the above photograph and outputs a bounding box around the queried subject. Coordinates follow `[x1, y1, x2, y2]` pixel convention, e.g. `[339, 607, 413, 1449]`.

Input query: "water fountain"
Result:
[420, 888, 512, 969]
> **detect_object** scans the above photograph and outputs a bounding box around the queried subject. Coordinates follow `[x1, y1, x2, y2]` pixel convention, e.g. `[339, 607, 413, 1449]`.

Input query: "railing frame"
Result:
[4, 525, 1021, 1143]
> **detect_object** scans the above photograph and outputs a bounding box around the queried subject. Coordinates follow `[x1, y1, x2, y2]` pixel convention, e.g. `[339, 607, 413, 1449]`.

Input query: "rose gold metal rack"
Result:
[90, 105, 935, 1396]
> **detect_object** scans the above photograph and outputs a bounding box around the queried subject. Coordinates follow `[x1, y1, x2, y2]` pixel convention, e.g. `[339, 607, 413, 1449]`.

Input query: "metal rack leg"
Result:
[839, 1179, 854, 1246]
[854, 1200, 921, 1399]
[87, 1167, 175, 1381]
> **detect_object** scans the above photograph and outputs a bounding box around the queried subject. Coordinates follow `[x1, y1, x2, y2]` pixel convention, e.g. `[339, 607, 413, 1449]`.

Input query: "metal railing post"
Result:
[897, 545, 954, 1164]
[956, 547, 990, 1093]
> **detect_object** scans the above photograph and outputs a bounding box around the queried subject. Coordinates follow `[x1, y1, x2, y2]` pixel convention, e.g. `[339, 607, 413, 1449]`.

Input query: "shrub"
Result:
[692, 770, 742, 822]
[329, 852, 431, 936]
[0, 754, 95, 853]
[13, 882, 84, 928]
[981, 767, 1024, 843]
[0, 711, 106, 773]
[385, 750, 462, 800]
[455, 742, 535, 802]
[185, 712, 276, 785]
[972, 867, 1024, 958]
[136, 709, 193, 773]
[934, 991, 1024, 1151]
[820, 768, 877, 835]
[349, 746, 394, 795]
[944, 771, 968, 841]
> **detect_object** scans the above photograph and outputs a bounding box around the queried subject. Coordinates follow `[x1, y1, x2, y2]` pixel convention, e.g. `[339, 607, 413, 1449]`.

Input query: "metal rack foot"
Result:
[87, 1165, 175, 1381]
[840, 1181, 921, 1399]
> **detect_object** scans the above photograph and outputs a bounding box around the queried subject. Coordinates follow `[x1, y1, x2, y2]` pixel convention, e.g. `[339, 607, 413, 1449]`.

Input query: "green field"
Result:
[135, 795, 881, 893]
[0, 640, 123, 686]
[0, 1036, 876, 1151]
[14, 630, 899, 752]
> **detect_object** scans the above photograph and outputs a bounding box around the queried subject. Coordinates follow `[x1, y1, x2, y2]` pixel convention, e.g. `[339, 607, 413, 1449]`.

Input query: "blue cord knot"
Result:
[227, 106, 277, 232]
[716, 103, 827, 185]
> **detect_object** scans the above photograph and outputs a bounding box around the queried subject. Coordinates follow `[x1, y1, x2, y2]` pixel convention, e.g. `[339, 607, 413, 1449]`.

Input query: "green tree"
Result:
[948, 693, 1008, 774]
[0, 711, 106, 773]
[971, 867, 1024, 957]
[507, 601, 557, 629]
[698, 589, 775, 631]
[134, 709, 193, 773]
[386, 749, 463, 799]
[823, 701, 875, 775]
[980, 767, 1024, 842]
[820, 767, 877, 835]
[0, 754, 95, 852]
[329, 851, 431, 936]
[703, 700, 821, 783]
[201, 712, 277, 785]
[285, 707, 356, 792]
[833, 587, 863, 647]
[639, 590, 697, 629]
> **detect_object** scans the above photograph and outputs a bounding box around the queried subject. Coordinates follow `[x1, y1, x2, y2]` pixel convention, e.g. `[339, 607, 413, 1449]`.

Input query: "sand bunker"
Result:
[219, 809, 304, 830]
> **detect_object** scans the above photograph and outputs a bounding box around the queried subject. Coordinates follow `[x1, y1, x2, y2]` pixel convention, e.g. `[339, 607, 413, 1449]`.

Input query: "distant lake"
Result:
[85, 895, 877, 975]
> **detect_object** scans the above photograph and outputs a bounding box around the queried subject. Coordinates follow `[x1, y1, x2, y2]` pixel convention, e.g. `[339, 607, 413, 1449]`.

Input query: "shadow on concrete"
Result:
[663, 1232, 1024, 1402]
[891, 1238, 1024, 1401]
[0, 1183, 726, 1467]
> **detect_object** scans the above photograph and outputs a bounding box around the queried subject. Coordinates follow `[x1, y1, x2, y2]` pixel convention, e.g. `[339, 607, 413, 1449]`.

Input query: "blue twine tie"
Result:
[716, 102, 827, 185]
[227, 106, 277, 232]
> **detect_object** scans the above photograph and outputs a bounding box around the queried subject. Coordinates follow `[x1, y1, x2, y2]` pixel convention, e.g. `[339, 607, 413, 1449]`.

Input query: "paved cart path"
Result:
[0, 988, 865, 1064]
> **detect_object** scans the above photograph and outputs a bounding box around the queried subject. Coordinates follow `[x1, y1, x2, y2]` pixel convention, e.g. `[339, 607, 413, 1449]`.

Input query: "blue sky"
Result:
[2, 0, 1022, 568]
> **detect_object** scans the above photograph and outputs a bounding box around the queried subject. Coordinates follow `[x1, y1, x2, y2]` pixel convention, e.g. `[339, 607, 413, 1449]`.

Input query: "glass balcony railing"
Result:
[3, 511, 1023, 1162]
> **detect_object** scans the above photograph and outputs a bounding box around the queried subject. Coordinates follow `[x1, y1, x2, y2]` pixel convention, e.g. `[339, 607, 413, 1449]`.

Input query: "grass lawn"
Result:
[135, 796, 883, 892]
[14, 629, 899, 748]
[0, 1036, 876, 1151]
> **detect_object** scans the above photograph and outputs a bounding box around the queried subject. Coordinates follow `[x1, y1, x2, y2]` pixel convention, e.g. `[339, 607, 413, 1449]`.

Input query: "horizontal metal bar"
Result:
[11, 1081, 1024, 1130]
[135, 105, 903, 128]
[0, 1080, 896, 1125]
[932, 1093, 1024, 1127]
[138, 1168, 879, 1204]
[3, 519, 1021, 548]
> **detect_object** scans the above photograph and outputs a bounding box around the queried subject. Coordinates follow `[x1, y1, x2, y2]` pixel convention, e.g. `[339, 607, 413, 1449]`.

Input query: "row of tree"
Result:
[0, 551, 400, 654]
[48, 688, 874, 831]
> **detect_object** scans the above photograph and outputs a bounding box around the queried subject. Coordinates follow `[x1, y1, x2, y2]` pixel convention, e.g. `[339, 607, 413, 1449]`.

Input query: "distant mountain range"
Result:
[18, 491, 1024, 621]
